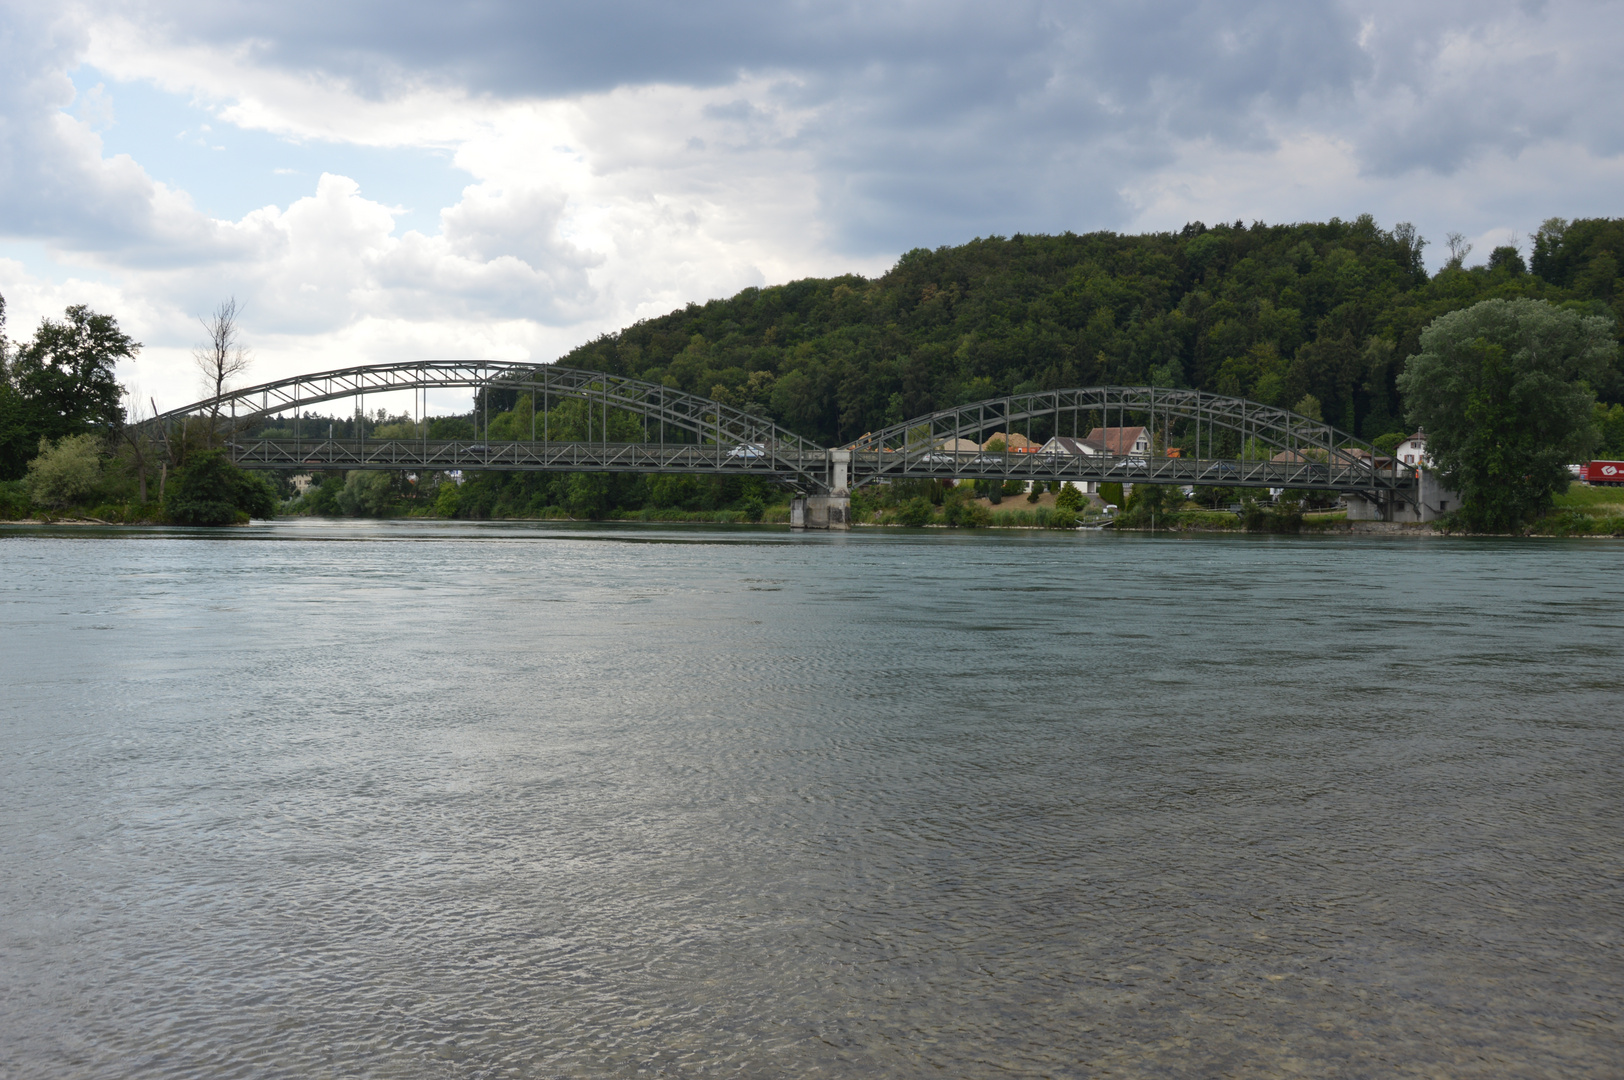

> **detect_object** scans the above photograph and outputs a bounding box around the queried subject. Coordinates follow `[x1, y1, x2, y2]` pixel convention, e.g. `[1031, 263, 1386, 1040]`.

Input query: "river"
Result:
[2, 519, 1622, 1077]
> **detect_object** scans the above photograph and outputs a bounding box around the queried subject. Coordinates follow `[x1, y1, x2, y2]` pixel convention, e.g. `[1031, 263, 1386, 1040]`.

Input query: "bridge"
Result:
[141, 360, 1417, 526]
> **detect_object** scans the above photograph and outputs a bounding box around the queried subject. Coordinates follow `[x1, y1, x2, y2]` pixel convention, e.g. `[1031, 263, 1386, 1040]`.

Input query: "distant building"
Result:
[1395, 429, 1432, 468]
[1083, 426, 1150, 457]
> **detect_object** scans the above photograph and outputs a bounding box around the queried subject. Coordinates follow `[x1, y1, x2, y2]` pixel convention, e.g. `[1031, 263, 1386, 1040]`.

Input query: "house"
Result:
[1038, 435, 1093, 457]
[1082, 425, 1150, 457]
[1395, 429, 1432, 468]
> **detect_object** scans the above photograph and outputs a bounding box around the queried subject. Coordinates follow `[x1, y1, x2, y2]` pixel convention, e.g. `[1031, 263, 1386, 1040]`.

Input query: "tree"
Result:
[194, 297, 251, 433]
[11, 304, 136, 445]
[1397, 298, 1616, 531]
[24, 434, 103, 508]
[164, 450, 277, 525]
[336, 471, 395, 517]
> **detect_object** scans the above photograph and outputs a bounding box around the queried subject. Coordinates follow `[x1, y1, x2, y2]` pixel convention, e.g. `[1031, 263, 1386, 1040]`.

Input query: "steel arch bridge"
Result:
[140, 362, 1413, 503]
[139, 360, 831, 490]
[842, 386, 1411, 498]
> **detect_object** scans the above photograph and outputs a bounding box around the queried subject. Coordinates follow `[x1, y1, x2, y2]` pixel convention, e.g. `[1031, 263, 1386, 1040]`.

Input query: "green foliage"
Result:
[433, 481, 461, 518]
[552, 217, 1624, 450]
[24, 434, 103, 507]
[1049, 506, 1078, 529]
[1595, 402, 1624, 457]
[1241, 498, 1304, 533]
[741, 495, 766, 522]
[1398, 298, 1616, 531]
[164, 450, 276, 525]
[1116, 483, 1181, 528]
[1, 304, 138, 479]
[1097, 481, 1124, 508]
[0, 478, 33, 518]
[896, 496, 935, 526]
[943, 499, 992, 527]
[1054, 482, 1085, 512]
[336, 471, 397, 517]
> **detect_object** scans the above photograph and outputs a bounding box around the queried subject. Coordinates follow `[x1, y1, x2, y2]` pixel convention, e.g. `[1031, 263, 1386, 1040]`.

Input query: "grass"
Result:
[1529, 483, 1624, 536]
[1552, 484, 1624, 511]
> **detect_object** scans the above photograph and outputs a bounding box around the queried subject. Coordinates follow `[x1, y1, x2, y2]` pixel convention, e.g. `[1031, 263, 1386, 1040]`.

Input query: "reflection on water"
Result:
[2, 519, 1622, 1077]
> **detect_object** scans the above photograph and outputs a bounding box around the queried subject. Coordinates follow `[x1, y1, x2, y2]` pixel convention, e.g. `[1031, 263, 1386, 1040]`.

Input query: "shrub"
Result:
[1050, 506, 1078, 529]
[1240, 498, 1303, 534]
[24, 434, 103, 508]
[0, 480, 32, 519]
[741, 495, 766, 522]
[896, 496, 935, 526]
[1054, 483, 1084, 512]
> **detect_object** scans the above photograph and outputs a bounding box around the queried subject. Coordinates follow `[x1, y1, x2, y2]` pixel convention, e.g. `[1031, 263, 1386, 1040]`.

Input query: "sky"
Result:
[1, 0, 1621, 413]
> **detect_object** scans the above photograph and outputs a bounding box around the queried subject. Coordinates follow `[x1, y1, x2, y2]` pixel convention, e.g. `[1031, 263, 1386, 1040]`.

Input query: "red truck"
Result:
[1581, 461, 1624, 485]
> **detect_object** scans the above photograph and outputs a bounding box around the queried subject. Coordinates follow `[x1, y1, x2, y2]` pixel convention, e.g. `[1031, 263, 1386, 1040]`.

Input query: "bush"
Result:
[24, 434, 103, 508]
[1050, 506, 1078, 528]
[1240, 498, 1303, 534]
[741, 495, 766, 522]
[896, 496, 935, 526]
[164, 450, 277, 525]
[0, 480, 32, 519]
[1054, 483, 1084, 512]
[944, 500, 991, 527]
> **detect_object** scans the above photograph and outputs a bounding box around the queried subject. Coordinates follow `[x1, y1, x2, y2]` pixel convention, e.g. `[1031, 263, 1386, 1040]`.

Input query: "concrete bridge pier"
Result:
[790, 495, 851, 529]
[791, 449, 851, 530]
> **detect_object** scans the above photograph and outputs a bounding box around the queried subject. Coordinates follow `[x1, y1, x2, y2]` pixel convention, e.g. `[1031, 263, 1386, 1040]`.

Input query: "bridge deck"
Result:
[227, 438, 1411, 493]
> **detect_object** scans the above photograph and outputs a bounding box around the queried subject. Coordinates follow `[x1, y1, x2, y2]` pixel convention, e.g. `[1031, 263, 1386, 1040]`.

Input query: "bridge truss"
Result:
[142, 366, 1413, 502]
[846, 386, 1411, 497]
[141, 360, 830, 489]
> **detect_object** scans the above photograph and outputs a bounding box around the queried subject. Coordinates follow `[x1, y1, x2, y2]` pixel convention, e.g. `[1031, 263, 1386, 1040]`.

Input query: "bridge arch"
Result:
[139, 360, 832, 489]
[849, 387, 1404, 495]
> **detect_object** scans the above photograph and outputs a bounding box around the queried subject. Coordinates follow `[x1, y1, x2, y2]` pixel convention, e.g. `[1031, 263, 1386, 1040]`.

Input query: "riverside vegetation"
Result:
[4, 217, 1623, 531]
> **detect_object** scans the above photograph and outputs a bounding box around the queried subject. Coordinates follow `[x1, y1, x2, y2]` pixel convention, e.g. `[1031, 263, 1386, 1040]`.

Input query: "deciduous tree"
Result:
[1398, 298, 1616, 531]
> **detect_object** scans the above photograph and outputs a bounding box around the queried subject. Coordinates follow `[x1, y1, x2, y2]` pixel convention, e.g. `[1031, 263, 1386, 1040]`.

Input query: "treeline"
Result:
[554, 216, 1624, 447]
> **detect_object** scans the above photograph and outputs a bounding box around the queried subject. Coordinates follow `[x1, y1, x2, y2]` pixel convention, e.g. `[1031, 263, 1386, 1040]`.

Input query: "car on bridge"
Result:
[727, 443, 766, 460]
[1200, 462, 1240, 478]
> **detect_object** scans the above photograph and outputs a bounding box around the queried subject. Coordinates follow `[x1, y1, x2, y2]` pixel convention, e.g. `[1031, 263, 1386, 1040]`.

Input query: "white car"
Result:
[727, 443, 766, 460]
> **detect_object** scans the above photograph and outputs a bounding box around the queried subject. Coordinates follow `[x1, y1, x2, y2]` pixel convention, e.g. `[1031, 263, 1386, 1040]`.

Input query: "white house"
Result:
[1395, 429, 1432, 468]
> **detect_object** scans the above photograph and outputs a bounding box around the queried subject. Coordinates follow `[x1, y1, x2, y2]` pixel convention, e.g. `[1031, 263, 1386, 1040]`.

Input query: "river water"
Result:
[2, 519, 1622, 1078]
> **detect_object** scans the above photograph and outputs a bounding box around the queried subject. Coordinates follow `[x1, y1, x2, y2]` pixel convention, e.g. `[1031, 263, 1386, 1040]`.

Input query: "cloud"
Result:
[1, 0, 1621, 408]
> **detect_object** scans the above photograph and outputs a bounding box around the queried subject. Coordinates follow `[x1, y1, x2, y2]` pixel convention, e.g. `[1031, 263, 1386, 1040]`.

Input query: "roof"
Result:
[1083, 426, 1149, 455]
[1039, 436, 1095, 456]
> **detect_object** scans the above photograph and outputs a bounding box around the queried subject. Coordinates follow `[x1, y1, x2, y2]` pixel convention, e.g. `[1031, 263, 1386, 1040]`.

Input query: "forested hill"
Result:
[557, 216, 1624, 448]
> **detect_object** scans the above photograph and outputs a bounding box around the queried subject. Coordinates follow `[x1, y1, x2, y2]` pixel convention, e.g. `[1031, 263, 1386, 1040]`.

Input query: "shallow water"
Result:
[2, 519, 1622, 1077]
